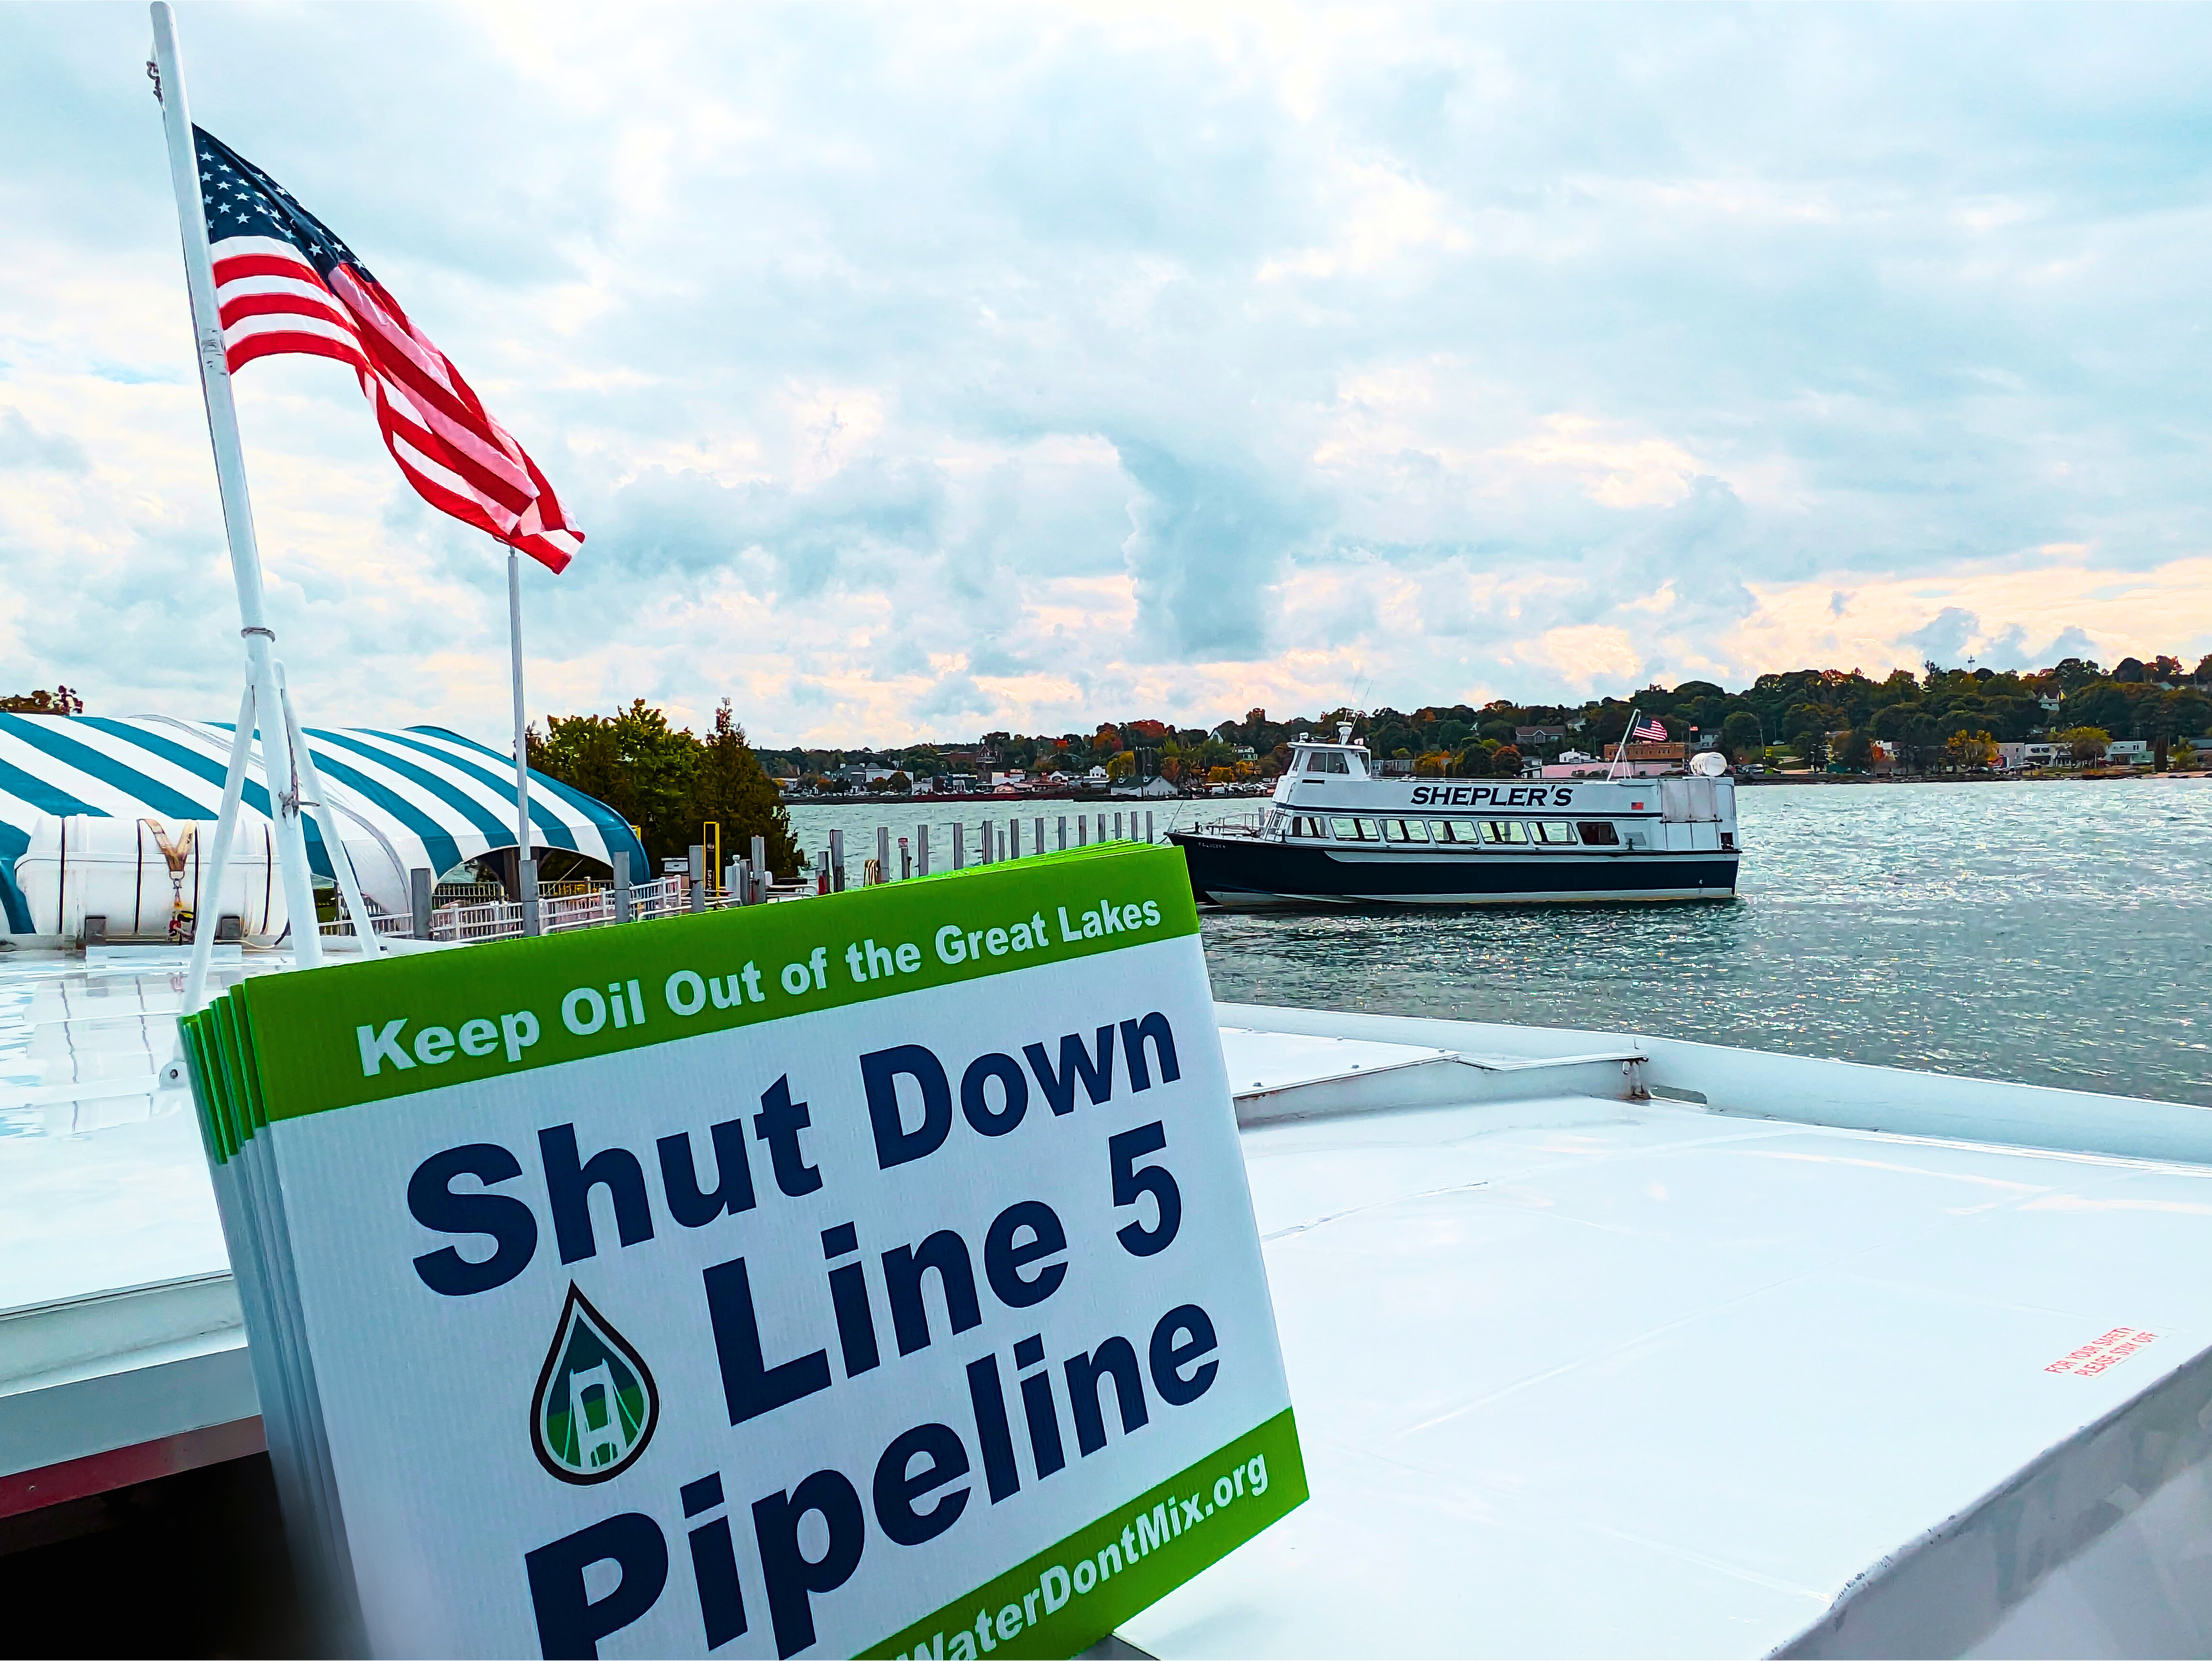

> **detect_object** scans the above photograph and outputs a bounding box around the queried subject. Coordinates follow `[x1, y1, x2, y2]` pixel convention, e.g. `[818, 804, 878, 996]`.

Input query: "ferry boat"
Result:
[1168, 725, 1739, 905]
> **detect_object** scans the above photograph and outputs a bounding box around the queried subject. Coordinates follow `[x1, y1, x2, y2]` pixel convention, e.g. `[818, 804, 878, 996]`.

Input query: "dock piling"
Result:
[920, 825, 932, 875]
[830, 827, 846, 892]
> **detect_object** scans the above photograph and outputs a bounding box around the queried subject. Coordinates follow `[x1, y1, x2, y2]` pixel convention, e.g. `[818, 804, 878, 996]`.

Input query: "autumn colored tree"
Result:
[1, 687, 84, 714]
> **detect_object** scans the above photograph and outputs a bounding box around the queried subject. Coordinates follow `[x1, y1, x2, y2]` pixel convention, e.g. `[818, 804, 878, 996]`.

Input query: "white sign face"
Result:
[190, 847, 1303, 1659]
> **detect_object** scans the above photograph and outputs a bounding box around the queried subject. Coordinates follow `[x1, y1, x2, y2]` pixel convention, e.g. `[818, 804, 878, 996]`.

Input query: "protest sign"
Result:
[183, 843, 1304, 1659]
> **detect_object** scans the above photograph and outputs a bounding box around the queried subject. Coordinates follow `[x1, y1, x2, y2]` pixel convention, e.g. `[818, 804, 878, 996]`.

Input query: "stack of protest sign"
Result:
[182, 842, 1304, 1658]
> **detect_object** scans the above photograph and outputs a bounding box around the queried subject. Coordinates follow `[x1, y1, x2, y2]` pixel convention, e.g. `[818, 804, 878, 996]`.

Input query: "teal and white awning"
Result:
[0, 714, 647, 934]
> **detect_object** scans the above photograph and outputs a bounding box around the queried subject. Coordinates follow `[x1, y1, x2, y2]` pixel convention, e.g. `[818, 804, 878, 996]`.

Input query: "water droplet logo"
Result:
[530, 1283, 659, 1485]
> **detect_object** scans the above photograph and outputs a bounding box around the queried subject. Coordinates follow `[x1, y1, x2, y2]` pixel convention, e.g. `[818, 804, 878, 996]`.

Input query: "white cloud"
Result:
[4, 3, 2212, 747]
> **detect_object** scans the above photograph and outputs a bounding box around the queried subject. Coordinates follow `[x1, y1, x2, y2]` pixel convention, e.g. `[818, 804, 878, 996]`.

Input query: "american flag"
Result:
[194, 126, 581, 572]
[1630, 715, 1670, 743]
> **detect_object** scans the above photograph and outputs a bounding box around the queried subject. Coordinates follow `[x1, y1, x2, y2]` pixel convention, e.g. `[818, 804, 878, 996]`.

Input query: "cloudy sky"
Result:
[5, 4, 2212, 747]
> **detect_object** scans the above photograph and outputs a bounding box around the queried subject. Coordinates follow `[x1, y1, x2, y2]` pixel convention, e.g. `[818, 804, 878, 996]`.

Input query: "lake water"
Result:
[789, 780, 2212, 1107]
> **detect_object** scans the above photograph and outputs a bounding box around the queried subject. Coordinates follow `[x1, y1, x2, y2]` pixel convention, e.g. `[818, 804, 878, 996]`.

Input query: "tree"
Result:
[1492, 744, 1524, 776]
[1721, 710, 1763, 759]
[2172, 739, 2200, 771]
[1, 687, 83, 714]
[532, 700, 695, 866]
[1453, 746, 1492, 777]
[1106, 753, 1135, 780]
[885, 770, 912, 793]
[1944, 729, 1996, 772]
[689, 700, 800, 878]
[531, 698, 798, 877]
[2062, 726, 2111, 763]
[1834, 730, 1875, 771]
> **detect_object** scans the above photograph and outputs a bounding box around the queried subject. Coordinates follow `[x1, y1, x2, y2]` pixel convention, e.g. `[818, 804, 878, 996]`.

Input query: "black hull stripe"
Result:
[1167, 834, 1738, 901]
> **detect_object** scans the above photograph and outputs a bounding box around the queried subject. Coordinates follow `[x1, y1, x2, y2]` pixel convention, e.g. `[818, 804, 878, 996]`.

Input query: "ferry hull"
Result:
[1169, 831, 1738, 906]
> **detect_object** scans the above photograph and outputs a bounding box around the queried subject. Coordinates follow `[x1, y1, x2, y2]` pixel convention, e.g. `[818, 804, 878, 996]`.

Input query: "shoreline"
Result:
[783, 770, 2212, 807]
[1736, 768, 2210, 786]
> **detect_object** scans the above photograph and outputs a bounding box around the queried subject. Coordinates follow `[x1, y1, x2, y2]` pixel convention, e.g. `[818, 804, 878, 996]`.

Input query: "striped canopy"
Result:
[0, 714, 647, 934]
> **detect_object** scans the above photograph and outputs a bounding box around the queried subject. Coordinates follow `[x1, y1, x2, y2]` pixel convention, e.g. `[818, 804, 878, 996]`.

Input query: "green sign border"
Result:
[183, 843, 1197, 1150]
[865, 1409, 1306, 1660]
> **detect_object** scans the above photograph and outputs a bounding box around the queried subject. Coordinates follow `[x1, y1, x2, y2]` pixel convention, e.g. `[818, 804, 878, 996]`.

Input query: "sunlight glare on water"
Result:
[795, 781, 2212, 1105]
[1198, 779, 2212, 1106]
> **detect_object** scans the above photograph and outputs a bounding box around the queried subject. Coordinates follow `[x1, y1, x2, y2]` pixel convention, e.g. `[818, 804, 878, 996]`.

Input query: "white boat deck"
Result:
[9, 953, 2212, 1653]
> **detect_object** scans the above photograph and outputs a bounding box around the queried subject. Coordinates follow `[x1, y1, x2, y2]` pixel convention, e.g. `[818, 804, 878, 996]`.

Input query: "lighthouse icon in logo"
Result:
[529, 1284, 659, 1484]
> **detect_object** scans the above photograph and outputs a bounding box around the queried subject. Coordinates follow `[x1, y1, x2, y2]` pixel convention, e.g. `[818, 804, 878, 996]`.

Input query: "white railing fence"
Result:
[387, 816, 1167, 949]
[320, 910, 415, 939]
[431, 898, 526, 944]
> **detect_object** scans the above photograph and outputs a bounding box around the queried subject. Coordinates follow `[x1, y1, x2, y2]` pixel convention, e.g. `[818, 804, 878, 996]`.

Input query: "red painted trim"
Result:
[0, 1417, 265, 1519]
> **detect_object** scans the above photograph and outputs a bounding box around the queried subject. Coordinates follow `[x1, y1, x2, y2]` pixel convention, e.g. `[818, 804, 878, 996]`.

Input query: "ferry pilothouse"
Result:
[1168, 725, 1740, 906]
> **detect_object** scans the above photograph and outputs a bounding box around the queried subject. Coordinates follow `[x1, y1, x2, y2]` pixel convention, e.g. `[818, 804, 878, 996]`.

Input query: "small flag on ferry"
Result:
[190, 127, 581, 573]
[1630, 715, 1670, 743]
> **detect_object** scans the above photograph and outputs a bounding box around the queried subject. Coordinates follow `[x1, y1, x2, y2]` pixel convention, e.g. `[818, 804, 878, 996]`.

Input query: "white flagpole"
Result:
[182, 681, 257, 1011]
[150, 2, 323, 970]
[277, 663, 383, 958]
[1606, 706, 1639, 783]
[507, 544, 541, 934]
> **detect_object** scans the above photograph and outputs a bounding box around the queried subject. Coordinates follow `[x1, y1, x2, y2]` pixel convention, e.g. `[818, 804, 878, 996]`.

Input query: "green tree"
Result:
[687, 700, 800, 879]
[532, 698, 798, 878]
[2062, 726, 2111, 763]
[532, 700, 695, 870]
[1834, 730, 1875, 771]
[1721, 710, 1763, 759]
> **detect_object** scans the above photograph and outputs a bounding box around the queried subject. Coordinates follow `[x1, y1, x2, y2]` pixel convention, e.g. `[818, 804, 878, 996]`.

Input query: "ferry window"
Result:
[1433, 819, 1480, 845]
[1330, 817, 1379, 841]
[1482, 821, 1530, 844]
[1314, 752, 1349, 775]
[1537, 821, 1576, 844]
[1577, 821, 1620, 846]
[1287, 815, 1328, 838]
[1380, 819, 1430, 843]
